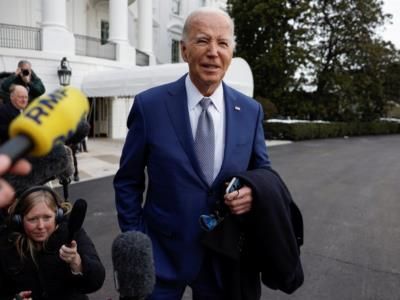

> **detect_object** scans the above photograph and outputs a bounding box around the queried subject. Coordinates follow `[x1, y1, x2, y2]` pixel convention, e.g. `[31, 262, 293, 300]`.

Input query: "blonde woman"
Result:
[0, 186, 105, 300]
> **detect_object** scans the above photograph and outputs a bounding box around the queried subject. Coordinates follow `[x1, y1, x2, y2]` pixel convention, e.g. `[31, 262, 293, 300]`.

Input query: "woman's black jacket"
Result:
[0, 222, 105, 300]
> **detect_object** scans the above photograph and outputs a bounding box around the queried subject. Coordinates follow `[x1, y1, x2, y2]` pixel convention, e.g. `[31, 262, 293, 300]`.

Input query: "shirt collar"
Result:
[185, 75, 224, 112]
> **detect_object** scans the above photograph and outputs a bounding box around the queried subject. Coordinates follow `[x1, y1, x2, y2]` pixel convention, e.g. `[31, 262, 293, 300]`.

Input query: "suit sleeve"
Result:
[28, 71, 45, 99]
[69, 229, 106, 293]
[113, 95, 148, 232]
[249, 102, 271, 169]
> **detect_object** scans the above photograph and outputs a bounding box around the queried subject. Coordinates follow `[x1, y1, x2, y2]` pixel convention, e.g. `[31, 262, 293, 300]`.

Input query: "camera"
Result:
[21, 69, 30, 76]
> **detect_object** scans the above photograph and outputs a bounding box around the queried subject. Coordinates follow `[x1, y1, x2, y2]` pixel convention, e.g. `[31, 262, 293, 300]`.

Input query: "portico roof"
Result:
[81, 57, 254, 98]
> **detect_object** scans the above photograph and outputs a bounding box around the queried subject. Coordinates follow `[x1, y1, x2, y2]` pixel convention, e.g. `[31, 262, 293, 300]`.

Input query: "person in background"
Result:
[0, 72, 14, 105]
[1, 60, 45, 104]
[0, 85, 29, 144]
[0, 186, 105, 300]
[114, 7, 270, 300]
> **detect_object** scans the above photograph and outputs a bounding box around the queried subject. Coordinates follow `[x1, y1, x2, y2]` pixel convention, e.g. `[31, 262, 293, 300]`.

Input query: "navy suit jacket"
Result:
[114, 74, 270, 282]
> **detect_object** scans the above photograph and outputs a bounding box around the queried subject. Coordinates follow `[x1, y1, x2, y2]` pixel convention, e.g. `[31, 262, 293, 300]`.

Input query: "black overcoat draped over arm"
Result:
[202, 168, 304, 300]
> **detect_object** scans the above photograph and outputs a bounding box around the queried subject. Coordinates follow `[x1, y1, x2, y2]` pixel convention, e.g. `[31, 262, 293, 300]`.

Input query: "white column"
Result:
[109, 0, 129, 44]
[109, 0, 135, 63]
[42, 0, 66, 28]
[41, 0, 74, 54]
[138, 0, 152, 53]
[138, 0, 155, 65]
[111, 97, 132, 139]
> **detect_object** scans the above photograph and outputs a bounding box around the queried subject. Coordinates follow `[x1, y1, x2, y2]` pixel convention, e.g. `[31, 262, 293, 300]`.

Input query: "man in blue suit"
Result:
[114, 7, 271, 300]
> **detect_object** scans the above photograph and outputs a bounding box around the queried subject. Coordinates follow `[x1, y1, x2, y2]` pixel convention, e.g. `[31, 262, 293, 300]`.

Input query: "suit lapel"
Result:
[165, 75, 208, 186]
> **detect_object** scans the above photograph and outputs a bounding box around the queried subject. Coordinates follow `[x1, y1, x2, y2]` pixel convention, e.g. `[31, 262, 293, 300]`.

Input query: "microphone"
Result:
[61, 145, 75, 178]
[3, 144, 74, 196]
[65, 120, 90, 145]
[67, 198, 87, 244]
[112, 231, 155, 300]
[0, 87, 89, 165]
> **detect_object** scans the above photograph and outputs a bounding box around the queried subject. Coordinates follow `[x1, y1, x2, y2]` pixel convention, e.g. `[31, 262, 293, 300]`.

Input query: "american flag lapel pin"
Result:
[234, 106, 241, 111]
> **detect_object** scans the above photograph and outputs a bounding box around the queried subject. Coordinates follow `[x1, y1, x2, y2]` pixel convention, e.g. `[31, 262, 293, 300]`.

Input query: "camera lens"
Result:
[22, 69, 30, 76]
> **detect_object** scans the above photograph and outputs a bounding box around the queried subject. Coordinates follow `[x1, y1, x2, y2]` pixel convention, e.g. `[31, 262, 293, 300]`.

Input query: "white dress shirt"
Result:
[185, 75, 225, 181]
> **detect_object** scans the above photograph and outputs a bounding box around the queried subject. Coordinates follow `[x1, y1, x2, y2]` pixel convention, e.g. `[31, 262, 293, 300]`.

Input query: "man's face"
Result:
[10, 86, 29, 110]
[181, 12, 234, 96]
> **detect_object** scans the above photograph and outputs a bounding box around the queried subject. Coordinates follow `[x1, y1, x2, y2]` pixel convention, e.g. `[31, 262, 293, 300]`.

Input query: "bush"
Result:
[264, 121, 400, 140]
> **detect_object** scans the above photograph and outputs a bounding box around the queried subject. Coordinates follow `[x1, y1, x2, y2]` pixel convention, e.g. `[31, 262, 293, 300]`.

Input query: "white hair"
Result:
[181, 7, 236, 49]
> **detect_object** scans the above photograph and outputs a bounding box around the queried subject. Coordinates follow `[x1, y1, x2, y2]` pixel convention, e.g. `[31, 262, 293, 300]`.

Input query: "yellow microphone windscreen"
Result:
[9, 87, 89, 156]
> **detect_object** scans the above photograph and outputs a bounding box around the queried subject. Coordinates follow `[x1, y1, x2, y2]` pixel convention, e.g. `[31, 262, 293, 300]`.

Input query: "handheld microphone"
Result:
[67, 198, 87, 244]
[0, 87, 89, 165]
[65, 120, 90, 145]
[112, 231, 155, 300]
[61, 145, 75, 178]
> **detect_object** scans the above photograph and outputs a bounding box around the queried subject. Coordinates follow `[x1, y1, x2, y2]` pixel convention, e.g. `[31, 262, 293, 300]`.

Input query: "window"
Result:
[101, 20, 109, 45]
[171, 0, 181, 15]
[171, 39, 180, 63]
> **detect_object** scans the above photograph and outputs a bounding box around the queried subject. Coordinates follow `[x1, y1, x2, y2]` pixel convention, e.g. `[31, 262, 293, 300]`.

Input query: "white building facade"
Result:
[0, 0, 254, 139]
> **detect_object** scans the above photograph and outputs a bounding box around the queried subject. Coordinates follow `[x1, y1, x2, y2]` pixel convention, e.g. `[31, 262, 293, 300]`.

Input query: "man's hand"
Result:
[0, 155, 31, 209]
[14, 290, 32, 300]
[224, 185, 253, 215]
[0, 154, 31, 174]
[15, 67, 22, 76]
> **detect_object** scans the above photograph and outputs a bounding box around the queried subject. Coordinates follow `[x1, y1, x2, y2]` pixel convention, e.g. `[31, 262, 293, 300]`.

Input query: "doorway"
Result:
[88, 97, 111, 137]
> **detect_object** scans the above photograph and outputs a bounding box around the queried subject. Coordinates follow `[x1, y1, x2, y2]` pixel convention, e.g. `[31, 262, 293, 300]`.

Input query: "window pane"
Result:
[172, 0, 181, 15]
[101, 20, 109, 45]
[171, 39, 180, 63]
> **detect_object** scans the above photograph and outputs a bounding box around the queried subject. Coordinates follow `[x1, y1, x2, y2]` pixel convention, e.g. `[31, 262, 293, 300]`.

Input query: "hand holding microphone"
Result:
[59, 198, 87, 274]
[59, 240, 83, 274]
[0, 86, 89, 167]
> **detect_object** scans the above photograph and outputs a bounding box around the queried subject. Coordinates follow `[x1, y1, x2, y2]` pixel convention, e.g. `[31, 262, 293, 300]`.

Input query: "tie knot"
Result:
[199, 97, 212, 110]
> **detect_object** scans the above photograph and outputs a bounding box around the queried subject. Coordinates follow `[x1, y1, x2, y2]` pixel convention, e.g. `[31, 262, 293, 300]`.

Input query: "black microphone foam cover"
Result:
[65, 120, 90, 145]
[67, 199, 87, 243]
[60, 145, 74, 177]
[112, 231, 155, 299]
[4, 144, 73, 195]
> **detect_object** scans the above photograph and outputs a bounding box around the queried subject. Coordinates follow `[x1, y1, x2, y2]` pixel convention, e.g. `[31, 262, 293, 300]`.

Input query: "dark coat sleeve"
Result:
[201, 168, 304, 299]
[0, 74, 18, 95]
[70, 228, 106, 293]
[0, 230, 28, 300]
[28, 71, 45, 100]
[0, 250, 17, 300]
[237, 168, 304, 294]
[39, 225, 105, 296]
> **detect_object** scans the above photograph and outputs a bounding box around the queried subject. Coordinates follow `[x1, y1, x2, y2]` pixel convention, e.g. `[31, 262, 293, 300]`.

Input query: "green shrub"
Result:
[264, 121, 400, 140]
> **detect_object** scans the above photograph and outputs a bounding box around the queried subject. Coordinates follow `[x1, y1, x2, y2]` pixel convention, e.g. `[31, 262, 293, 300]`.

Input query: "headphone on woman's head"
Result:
[12, 185, 65, 229]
